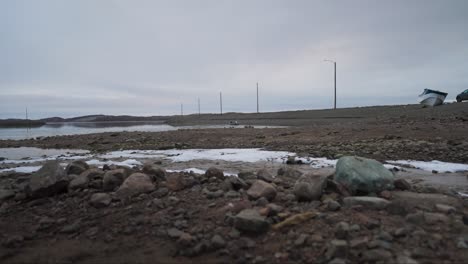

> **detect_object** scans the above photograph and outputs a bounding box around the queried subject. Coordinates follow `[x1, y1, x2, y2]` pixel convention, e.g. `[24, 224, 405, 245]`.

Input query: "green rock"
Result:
[334, 156, 394, 194]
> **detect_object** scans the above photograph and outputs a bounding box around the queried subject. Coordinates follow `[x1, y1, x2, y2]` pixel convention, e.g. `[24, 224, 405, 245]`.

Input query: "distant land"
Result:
[0, 102, 467, 128]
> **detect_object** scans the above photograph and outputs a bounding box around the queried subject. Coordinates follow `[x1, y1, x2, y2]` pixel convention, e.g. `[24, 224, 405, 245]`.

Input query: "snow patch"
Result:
[0, 166, 43, 173]
[167, 168, 237, 176]
[387, 160, 468, 173]
[86, 159, 142, 168]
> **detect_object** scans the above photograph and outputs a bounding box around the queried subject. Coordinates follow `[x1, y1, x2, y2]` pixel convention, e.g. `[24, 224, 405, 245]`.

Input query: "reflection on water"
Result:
[0, 122, 178, 140]
[0, 122, 284, 140]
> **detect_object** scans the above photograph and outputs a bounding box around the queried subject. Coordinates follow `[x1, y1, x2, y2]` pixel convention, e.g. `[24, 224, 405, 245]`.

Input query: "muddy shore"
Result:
[1, 103, 468, 264]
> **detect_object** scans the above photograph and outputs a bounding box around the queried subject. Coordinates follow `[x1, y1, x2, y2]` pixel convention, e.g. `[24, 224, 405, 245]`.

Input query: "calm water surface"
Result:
[0, 122, 282, 140]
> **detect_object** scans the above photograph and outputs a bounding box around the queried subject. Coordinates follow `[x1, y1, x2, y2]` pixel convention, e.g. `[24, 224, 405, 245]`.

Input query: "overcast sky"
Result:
[1, 0, 468, 118]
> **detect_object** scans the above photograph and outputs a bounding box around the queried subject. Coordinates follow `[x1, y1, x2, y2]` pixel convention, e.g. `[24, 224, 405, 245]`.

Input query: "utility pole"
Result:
[324, 59, 337, 109]
[198, 98, 201, 116]
[219, 92, 223, 115]
[256, 82, 259, 113]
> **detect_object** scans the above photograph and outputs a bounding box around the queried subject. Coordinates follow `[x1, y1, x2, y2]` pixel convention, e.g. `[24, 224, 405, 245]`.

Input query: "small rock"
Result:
[435, 204, 456, 214]
[335, 222, 349, 239]
[167, 228, 185, 239]
[68, 175, 89, 191]
[294, 234, 308, 246]
[81, 168, 105, 181]
[66, 160, 89, 175]
[326, 240, 348, 260]
[246, 180, 277, 201]
[89, 193, 111, 208]
[327, 200, 341, 211]
[233, 209, 269, 234]
[142, 162, 166, 181]
[211, 234, 226, 249]
[166, 174, 187, 191]
[0, 189, 15, 202]
[116, 173, 155, 198]
[394, 179, 411, 190]
[205, 167, 224, 180]
[293, 172, 328, 201]
[362, 249, 392, 261]
[102, 169, 127, 191]
[424, 212, 449, 225]
[60, 220, 81, 234]
[343, 196, 390, 210]
[256, 169, 273, 182]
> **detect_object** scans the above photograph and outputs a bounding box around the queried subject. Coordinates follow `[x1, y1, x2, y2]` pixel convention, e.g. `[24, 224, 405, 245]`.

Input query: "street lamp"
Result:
[324, 59, 337, 109]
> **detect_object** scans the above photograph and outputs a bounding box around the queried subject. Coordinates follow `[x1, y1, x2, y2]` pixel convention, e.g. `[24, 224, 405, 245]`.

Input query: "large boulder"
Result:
[26, 160, 70, 198]
[334, 156, 394, 194]
[102, 169, 128, 191]
[293, 172, 328, 201]
[234, 209, 269, 233]
[65, 160, 89, 175]
[246, 180, 276, 201]
[116, 173, 155, 198]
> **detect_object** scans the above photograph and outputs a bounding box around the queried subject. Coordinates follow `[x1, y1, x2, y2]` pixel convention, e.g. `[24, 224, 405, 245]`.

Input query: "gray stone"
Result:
[392, 191, 461, 210]
[257, 169, 273, 182]
[294, 234, 308, 246]
[65, 160, 89, 175]
[205, 167, 224, 179]
[60, 220, 81, 234]
[116, 173, 155, 198]
[0, 189, 15, 202]
[293, 172, 327, 201]
[343, 196, 390, 210]
[327, 200, 341, 211]
[81, 168, 105, 180]
[246, 180, 277, 201]
[102, 169, 127, 191]
[334, 156, 394, 194]
[226, 176, 248, 190]
[326, 240, 348, 260]
[277, 167, 303, 179]
[362, 249, 392, 261]
[90, 193, 111, 208]
[238, 171, 256, 181]
[211, 234, 226, 249]
[435, 203, 456, 214]
[166, 173, 188, 191]
[396, 255, 419, 264]
[424, 212, 449, 225]
[234, 209, 269, 233]
[394, 178, 411, 190]
[68, 174, 89, 190]
[335, 222, 350, 239]
[26, 160, 70, 198]
[167, 228, 185, 239]
[142, 162, 166, 181]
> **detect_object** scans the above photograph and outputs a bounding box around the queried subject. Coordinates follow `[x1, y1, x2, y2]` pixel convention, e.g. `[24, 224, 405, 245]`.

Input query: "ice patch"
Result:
[166, 168, 237, 176]
[86, 159, 142, 168]
[387, 160, 468, 173]
[101, 148, 292, 163]
[0, 166, 42, 173]
[457, 192, 468, 198]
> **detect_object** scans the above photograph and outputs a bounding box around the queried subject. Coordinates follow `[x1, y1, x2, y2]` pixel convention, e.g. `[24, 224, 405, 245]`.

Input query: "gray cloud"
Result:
[1, 0, 468, 118]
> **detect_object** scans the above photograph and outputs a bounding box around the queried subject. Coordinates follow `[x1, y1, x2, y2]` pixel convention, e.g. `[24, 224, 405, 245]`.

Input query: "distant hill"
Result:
[0, 119, 45, 128]
[40, 115, 170, 123]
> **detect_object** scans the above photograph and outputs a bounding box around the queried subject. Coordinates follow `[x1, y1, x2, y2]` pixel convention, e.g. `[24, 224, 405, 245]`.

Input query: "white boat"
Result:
[418, 89, 448, 106]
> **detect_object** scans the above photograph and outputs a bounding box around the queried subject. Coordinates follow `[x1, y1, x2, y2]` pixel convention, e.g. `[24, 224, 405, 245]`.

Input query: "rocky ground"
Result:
[1, 103, 468, 263]
[1, 156, 468, 264]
